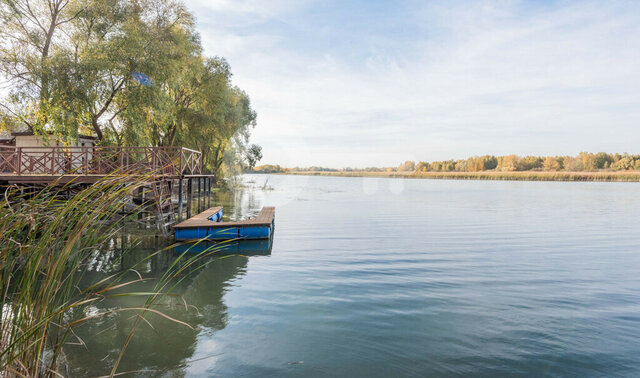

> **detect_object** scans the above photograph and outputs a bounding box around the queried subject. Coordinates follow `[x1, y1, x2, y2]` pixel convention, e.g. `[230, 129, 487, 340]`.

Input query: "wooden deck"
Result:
[174, 206, 276, 240]
[0, 146, 203, 184]
[173, 207, 224, 228]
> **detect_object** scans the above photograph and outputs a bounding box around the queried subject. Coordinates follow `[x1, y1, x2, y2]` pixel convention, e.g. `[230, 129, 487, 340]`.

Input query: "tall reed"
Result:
[0, 173, 160, 376]
[0, 171, 239, 377]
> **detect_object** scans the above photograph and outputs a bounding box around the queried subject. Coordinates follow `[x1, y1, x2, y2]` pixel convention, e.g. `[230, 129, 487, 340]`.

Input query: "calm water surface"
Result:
[67, 174, 640, 377]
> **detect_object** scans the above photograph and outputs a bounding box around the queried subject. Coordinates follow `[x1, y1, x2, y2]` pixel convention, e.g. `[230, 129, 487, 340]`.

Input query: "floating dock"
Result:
[174, 206, 275, 241]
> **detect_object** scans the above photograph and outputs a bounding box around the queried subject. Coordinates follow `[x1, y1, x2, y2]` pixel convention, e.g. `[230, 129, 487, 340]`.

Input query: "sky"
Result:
[183, 0, 640, 168]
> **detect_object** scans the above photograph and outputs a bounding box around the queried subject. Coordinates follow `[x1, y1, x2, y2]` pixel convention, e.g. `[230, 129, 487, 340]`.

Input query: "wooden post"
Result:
[187, 178, 192, 219]
[178, 178, 183, 220]
[16, 147, 22, 175]
[207, 177, 211, 208]
[199, 177, 203, 211]
[83, 146, 88, 174]
[50, 148, 55, 175]
[202, 177, 206, 210]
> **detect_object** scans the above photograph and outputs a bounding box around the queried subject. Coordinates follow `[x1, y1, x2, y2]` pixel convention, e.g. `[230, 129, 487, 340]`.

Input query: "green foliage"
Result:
[0, 0, 258, 177]
[517, 156, 543, 171]
[244, 144, 263, 170]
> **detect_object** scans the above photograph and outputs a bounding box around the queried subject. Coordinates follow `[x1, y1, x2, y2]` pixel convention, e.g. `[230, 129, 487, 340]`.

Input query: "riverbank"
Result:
[276, 170, 640, 182]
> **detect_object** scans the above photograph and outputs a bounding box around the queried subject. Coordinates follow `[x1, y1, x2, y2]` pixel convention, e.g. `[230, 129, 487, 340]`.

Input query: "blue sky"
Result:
[184, 0, 640, 168]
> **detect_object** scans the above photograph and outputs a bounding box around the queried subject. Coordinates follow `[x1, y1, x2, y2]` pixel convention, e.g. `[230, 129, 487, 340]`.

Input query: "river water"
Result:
[66, 174, 640, 377]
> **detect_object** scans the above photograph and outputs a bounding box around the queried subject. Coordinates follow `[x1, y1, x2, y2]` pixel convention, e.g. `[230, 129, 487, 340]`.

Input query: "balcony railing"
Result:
[0, 146, 202, 176]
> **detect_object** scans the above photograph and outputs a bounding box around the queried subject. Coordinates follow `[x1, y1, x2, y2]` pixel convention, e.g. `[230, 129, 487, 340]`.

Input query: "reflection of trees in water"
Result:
[66, 233, 270, 376]
[225, 184, 262, 221]
[227, 188, 245, 221]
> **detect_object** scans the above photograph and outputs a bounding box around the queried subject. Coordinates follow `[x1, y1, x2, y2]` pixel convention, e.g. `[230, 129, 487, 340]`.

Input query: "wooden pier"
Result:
[0, 146, 202, 182]
[174, 206, 275, 241]
[0, 145, 216, 229]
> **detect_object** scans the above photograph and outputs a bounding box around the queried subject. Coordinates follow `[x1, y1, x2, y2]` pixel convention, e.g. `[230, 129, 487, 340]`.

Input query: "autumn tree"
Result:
[543, 156, 562, 171]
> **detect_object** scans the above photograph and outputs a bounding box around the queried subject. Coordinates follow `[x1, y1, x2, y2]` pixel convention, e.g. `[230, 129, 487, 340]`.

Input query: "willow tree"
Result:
[0, 0, 203, 143]
[129, 40, 208, 148]
[54, 0, 199, 143]
[0, 0, 261, 176]
[0, 0, 86, 133]
[183, 59, 257, 174]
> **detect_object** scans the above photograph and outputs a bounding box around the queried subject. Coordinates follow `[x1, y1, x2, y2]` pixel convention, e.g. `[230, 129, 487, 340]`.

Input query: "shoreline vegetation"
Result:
[0, 174, 229, 376]
[252, 152, 640, 182]
[275, 170, 640, 182]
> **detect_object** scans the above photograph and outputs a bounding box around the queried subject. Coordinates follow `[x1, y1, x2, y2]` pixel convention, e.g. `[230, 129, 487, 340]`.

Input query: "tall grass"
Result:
[0, 174, 153, 376]
[0, 172, 239, 377]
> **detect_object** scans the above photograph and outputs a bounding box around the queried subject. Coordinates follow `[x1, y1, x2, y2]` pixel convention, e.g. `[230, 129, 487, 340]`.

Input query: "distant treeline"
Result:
[252, 152, 640, 173]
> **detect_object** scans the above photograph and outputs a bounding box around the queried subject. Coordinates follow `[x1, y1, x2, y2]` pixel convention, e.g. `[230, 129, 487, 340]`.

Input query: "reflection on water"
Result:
[65, 186, 271, 376]
[66, 175, 640, 377]
[174, 239, 273, 255]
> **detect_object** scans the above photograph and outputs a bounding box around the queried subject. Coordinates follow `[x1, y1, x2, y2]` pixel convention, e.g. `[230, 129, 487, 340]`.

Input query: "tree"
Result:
[0, 0, 86, 133]
[593, 152, 612, 169]
[613, 154, 633, 171]
[398, 161, 415, 171]
[416, 161, 430, 172]
[244, 144, 263, 170]
[517, 156, 543, 171]
[543, 156, 562, 171]
[498, 155, 519, 171]
[0, 0, 260, 177]
[62, 0, 198, 143]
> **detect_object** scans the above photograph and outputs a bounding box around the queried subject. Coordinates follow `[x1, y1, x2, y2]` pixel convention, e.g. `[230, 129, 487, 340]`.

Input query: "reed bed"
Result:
[284, 170, 640, 182]
[0, 174, 150, 376]
[0, 173, 228, 377]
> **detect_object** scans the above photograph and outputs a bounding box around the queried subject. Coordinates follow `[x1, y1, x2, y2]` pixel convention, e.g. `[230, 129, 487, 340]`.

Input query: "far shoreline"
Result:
[250, 170, 640, 182]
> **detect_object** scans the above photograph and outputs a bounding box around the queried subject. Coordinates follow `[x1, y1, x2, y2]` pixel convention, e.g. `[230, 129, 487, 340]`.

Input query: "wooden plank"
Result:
[0, 172, 194, 185]
[174, 206, 275, 229]
[173, 206, 223, 228]
[0, 174, 106, 184]
[213, 206, 275, 227]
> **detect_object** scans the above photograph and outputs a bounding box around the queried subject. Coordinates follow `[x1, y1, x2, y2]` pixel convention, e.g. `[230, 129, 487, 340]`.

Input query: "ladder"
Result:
[151, 179, 175, 234]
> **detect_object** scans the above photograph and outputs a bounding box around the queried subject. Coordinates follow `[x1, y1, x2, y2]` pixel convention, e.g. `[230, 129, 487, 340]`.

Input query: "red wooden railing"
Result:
[0, 146, 202, 176]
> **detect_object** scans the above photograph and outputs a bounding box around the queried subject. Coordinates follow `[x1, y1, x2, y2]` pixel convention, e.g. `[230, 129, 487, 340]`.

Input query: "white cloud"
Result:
[185, 0, 640, 168]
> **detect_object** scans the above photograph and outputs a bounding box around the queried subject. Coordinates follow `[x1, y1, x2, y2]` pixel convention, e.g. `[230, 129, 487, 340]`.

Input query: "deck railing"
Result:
[0, 146, 202, 176]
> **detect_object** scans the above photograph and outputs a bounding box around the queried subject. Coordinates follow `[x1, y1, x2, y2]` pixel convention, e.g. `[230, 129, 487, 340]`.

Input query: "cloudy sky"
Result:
[184, 0, 640, 168]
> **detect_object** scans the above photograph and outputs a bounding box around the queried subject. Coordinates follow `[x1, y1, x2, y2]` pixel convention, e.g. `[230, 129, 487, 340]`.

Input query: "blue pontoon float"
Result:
[174, 206, 275, 241]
